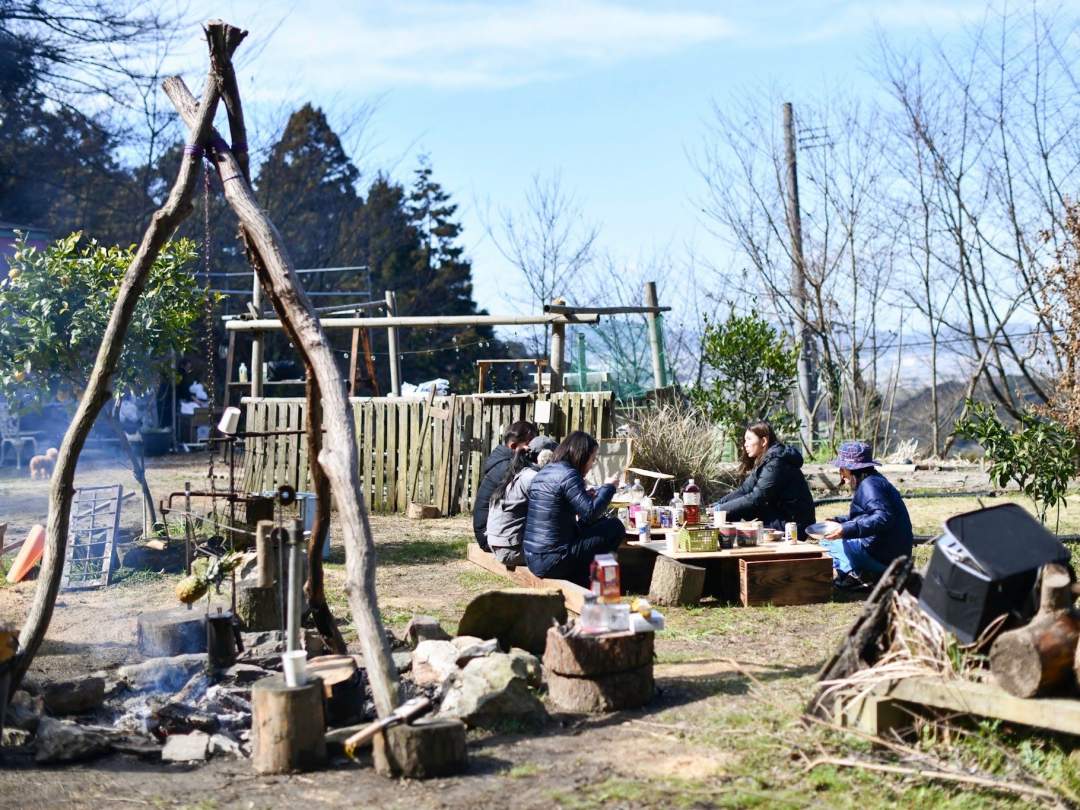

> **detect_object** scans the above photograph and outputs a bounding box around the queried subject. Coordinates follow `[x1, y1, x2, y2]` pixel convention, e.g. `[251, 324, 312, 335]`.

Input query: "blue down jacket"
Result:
[833, 471, 914, 566]
[523, 461, 616, 558]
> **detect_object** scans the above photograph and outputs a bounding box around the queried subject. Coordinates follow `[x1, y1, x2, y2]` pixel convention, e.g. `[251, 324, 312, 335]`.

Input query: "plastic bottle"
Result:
[683, 478, 701, 525]
[238, 362, 248, 384]
[628, 478, 645, 527]
[670, 493, 684, 526]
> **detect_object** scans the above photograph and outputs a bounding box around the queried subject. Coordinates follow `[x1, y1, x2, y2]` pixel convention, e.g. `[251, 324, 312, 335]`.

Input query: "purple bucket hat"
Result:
[831, 441, 881, 471]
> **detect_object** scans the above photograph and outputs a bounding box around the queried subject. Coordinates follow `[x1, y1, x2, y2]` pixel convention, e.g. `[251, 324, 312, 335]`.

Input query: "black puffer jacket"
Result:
[473, 445, 512, 551]
[718, 443, 815, 534]
[523, 461, 616, 558]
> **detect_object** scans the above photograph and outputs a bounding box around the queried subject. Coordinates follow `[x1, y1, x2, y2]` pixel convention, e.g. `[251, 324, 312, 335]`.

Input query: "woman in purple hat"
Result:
[820, 441, 913, 588]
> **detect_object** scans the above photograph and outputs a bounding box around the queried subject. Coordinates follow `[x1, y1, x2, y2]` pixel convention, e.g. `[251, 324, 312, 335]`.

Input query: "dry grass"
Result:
[622, 402, 736, 502]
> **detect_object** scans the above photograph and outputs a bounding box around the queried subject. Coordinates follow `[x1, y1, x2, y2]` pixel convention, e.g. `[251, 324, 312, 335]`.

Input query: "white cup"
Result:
[282, 650, 308, 687]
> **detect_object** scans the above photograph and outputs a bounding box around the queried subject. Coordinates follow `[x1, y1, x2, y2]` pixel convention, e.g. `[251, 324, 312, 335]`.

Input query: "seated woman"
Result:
[716, 420, 815, 538]
[486, 435, 558, 568]
[523, 430, 624, 587]
[820, 441, 913, 588]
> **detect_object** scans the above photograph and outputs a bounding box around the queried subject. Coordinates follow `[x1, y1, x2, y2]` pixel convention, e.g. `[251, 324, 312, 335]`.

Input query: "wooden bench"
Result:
[629, 535, 834, 607]
[466, 543, 591, 613]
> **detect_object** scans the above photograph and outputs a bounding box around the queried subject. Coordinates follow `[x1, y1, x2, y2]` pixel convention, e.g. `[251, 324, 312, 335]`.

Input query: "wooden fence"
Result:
[240, 391, 614, 515]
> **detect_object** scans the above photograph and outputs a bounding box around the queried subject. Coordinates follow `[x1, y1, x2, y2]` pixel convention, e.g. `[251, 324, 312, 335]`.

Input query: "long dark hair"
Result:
[738, 420, 780, 476]
[552, 430, 599, 475]
[490, 447, 533, 508]
[504, 420, 538, 446]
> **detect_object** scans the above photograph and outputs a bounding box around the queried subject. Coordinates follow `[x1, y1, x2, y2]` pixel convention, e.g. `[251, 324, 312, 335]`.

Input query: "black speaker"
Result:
[918, 503, 1070, 644]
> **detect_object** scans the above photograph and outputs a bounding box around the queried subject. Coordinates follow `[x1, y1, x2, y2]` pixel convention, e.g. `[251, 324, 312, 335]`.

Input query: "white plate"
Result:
[805, 521, 831, 541]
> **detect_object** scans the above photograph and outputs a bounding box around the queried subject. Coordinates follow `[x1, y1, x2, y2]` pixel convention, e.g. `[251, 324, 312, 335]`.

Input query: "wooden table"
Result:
[625, 534, 835, 607]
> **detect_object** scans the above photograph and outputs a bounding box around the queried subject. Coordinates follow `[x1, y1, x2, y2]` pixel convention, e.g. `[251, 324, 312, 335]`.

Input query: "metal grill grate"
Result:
[61, 485, 123, 590]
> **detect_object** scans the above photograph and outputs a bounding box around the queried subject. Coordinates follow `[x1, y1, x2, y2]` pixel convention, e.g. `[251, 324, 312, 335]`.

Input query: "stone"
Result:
[238, 630, 284, 666]
[118, 654, 207, 692]
[208, 731, 243, 759]
[6, 691, 43, 732]
[161, 730, 210, 763]
[34, 717, 111, 764]
[224, 663, 271, 685]
[392, 651, 413, 673]
[373, 718, 467, 779]
[304, 629, 328, 657]
[437, 653, 546, 727]
[456, 589, 567, 656]
[41, 675, 105, 716]
[454, 638, 502, 668]
[405, 615, 451, 648]
[2, 728, 30, 747]
[507, 647, 543, 689]
[450, 635, 484, 652]
[412, 640, 460, 688]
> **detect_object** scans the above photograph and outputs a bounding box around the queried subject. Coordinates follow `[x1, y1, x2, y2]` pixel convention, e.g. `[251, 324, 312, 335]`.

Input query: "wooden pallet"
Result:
[842, 675, 1080, 737]
[466, 543, 590, 613]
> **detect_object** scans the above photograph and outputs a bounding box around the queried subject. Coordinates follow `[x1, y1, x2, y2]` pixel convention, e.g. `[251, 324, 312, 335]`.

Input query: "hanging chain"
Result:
[201, 162, 219, 522]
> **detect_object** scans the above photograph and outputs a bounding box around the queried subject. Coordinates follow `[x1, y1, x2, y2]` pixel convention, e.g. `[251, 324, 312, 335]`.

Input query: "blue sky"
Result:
[173, 1, 1002, 314]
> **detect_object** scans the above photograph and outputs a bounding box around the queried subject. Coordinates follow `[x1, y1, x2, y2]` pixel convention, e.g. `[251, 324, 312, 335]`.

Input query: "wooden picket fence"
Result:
[240, 391, 614, 515]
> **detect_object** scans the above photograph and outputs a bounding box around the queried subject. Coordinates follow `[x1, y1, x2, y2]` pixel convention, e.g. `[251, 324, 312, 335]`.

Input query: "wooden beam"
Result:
[544, 304, 671, 315]
[467, 543, 589, 614]
[225, 313, 601, 331]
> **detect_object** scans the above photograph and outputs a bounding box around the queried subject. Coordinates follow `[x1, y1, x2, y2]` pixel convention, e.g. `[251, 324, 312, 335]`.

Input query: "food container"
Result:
[676, 525, 719, 553]
[712, 507, 727, 528]
[735, 522, 760, 547]
[659, 508, 673, 528]
[717, 523, 737, 549]
[648, 506, 661, 529]
[590, 553, 622, 602]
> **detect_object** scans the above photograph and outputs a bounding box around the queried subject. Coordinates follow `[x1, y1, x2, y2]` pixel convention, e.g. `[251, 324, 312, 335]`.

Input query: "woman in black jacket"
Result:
[717, 420, 815, 538]
[523, 431, 623, 586]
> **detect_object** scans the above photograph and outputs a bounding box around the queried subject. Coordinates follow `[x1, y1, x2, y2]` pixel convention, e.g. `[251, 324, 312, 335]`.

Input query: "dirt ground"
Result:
[0, 453, 1076, 808]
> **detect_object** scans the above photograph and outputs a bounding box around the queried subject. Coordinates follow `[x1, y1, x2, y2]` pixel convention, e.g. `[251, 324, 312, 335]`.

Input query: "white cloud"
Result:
[179, 0, 739, 91]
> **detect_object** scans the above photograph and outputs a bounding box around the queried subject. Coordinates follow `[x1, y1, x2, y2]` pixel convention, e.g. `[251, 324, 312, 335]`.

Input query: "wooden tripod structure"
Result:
[11, 20, 400, 718]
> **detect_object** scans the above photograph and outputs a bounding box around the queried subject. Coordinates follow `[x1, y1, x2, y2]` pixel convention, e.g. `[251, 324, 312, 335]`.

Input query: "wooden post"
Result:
[784, 101, 814, 452]
[348, 323, 361, 397]
[386, 290, 401, 396]
[549, 297, 566, 393]
[643, 281, 667, 390]
[165, 25, 399, 718]
[252, 675, 327, 773]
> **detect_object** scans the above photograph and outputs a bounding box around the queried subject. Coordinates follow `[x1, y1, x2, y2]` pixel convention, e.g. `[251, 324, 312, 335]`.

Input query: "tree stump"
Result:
[648, 555, 706, 606]
[542, 626, 654, 713]
[236, 585, 280, 632]
[251, 675, 327, 774]
[136, 609, 206, 657]
[306, 655, 366, 727]
[373, 717, 467, 779]
[991, 564, 1078, 698]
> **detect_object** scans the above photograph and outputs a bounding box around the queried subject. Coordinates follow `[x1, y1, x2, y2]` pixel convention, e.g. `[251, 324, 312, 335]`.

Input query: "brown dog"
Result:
[28, 447, 58, 480]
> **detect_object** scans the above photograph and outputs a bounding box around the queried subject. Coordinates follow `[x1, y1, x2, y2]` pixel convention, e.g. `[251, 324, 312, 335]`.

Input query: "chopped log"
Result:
[164, 32, 398, 716]
[236, 585, 280, 632]
[991, 564, 1077, 698]
[648, 555, 705, 606]
[372, 717, 467, 779]
[546, 665, 654, 713]
[542, 627, 653, 677]
[136, 609, 207, 657]
[306, 655, 365, 726]
[251, 675, 326, 774]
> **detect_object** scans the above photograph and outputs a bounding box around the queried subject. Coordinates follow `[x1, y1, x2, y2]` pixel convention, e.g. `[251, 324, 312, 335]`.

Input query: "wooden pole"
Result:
[784, 102, 814, 452]
[549, 298, 566, 393]
[348, 324, 360, 397]
[386, 290, 401, 396]
[9, 56, 225, 700]
[165, 27, 399, 717]
[224, 312, 600, 331]
[643, 281, 666, 390]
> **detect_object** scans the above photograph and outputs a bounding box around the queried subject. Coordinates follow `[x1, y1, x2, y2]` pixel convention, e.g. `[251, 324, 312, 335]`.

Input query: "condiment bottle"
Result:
[683, 478, 701, 525]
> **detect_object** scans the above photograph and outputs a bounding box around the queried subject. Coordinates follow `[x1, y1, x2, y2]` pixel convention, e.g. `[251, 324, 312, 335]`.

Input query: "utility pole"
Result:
[783, 101, 815, 453]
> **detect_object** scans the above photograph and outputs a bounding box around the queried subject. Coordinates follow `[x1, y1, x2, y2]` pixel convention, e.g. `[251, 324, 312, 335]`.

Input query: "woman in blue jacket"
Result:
[524, 431, 623, 586]
[821, 441, 913, 588]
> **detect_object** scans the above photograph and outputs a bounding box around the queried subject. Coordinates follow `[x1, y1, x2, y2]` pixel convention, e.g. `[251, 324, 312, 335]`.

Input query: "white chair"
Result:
[0, 402, 41, 469]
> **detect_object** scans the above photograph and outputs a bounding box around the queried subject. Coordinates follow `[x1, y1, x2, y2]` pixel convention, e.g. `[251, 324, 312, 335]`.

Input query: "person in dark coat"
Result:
[821, 441, 913, 586]
[523, 430, 624, 587]
[473, 420, 538, 551]
[716, 420, 815, 538]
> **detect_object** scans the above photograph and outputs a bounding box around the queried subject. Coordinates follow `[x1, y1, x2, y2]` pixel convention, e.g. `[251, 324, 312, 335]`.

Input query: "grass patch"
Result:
[110, 567, 174, 587]
[457, 568, 508, 592]
[377, 536, 468, 566]
[507, 762, 541, 779]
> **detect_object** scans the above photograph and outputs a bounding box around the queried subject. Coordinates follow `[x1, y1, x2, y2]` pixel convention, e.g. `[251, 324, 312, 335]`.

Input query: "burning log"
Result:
[990, 564, 1078, 698]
